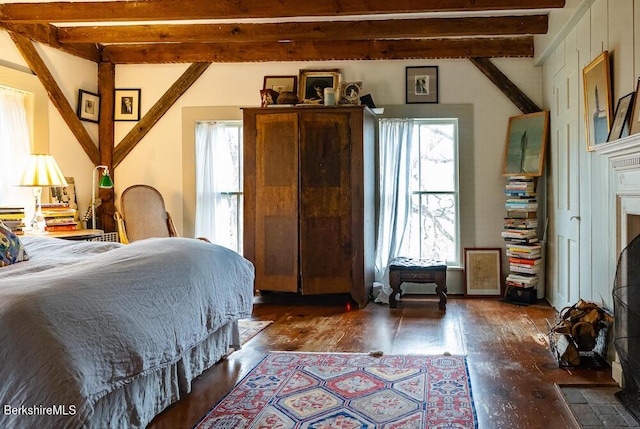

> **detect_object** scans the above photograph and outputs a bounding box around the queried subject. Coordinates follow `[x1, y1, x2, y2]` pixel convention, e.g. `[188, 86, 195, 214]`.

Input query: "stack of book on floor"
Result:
[503, 176, 540, 304]
[0, 207, 26, 234]
[41, 203, 78, 232]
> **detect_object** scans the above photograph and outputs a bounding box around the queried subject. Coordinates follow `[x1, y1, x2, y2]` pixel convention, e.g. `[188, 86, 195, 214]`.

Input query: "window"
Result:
[194, 121, 243, 253]
[401, 120, 459, 264]
[376, 118, 459, 278]
[0, 86, 31, 209]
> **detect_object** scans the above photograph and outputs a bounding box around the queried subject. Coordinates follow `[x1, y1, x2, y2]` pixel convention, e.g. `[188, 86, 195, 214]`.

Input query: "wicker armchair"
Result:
[114, 185, 178, 244]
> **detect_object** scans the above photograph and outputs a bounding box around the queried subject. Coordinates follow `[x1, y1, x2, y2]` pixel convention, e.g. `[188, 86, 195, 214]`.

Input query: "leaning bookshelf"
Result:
[502, 175, 541, 304]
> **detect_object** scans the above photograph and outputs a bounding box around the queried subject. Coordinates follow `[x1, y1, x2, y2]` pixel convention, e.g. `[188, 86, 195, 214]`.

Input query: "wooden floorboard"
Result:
[148, 295, 612, 429]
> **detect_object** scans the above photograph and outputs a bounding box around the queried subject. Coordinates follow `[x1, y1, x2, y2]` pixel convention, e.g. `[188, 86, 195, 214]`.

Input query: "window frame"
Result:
[408, 118, 461, 266]
[377, 104, 472, 269]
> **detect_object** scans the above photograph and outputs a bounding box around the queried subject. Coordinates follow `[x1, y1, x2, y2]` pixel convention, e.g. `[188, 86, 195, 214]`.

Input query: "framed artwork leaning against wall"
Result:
[464, 248, 503, 297]
[583, 51, 612, 151]
[502, 111, 549, 177]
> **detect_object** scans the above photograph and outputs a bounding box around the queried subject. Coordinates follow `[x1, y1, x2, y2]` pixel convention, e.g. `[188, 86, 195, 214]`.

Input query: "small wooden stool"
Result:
[388, 257, 448, 310]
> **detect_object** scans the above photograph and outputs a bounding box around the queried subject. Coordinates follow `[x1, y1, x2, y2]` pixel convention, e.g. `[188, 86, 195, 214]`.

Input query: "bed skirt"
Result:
[88, 321, 240, 428]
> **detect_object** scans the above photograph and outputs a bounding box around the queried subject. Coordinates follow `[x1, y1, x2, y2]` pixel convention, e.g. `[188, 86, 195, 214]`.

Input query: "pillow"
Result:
[0, 220, 29, 267]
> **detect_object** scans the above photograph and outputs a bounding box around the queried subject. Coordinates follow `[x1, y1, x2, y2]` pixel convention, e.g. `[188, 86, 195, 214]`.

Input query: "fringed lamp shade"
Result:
[18, 154, 67, 233]
[19, 154, 68, 187]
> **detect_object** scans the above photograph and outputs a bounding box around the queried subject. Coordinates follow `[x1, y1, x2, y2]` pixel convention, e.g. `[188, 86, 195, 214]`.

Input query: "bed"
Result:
[0, 236, 254, 429]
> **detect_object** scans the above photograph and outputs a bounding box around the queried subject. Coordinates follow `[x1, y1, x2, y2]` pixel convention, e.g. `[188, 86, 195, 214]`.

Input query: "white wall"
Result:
[537, 0, 640, 309]
[0, 29, 542, 293]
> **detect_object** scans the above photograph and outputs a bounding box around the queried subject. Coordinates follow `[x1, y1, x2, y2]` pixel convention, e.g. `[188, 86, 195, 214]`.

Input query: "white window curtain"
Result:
[0, 87, 31, 209]
[194, 121, 234, 243]
[375, 118, 414, 283]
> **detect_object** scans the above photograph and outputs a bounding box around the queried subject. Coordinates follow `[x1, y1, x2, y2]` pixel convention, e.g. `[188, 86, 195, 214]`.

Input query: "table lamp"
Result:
[92, 165, 113, 230]
[18, 154, 68, 233]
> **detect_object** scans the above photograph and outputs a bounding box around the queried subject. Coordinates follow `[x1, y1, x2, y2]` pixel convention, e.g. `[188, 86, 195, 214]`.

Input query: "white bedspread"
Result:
[0, 237, 254, 428]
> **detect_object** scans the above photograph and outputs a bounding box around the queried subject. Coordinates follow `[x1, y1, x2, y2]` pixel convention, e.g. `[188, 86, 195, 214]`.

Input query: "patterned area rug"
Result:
[196, 352, 478, 428]
[238, 319, 272, 344]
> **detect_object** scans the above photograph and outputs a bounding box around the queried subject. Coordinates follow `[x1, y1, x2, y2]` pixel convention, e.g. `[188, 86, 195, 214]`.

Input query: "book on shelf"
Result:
[45, 224, 78, 232]
[508, 257, 542, 265]
[504, 236, 539, 244]
[507, 250, 541, 259]
[506, 210, 537, 219]
[506, 272, 538, 286]
[505, 202, 538, 210]
[501, 229, 537, 239]
[44, 216, 76, 225]
[510, 264, 541, 275]
[504, 190, 536, 197]
[504, 218, 538, 228]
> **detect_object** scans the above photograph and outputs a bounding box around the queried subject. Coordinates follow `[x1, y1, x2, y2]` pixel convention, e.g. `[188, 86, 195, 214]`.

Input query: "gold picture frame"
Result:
[464, 248, 503, 297]
[583, 51, 612, 151]
[298, 69, 341, 103]
[502, 111, 549, 177]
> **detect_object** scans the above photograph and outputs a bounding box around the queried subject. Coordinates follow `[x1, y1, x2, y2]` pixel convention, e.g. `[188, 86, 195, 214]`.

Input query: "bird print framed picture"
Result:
[502, 111, 549, 177]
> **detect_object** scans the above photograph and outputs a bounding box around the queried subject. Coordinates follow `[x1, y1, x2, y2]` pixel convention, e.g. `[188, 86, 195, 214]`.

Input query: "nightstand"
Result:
[24, 229, 104, 241]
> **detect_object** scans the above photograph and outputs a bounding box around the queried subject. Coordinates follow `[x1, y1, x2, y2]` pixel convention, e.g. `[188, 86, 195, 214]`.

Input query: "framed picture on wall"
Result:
[628, 78, 640, 136]
[76, 89, 100, 123]
[583, 51, 612, 151]
[406, 66, 438, 104]
[114, 88, 141, 121]
[464, 248, 503, 297]
[608, 92, 635, 142]
[502, 111, 549, 177]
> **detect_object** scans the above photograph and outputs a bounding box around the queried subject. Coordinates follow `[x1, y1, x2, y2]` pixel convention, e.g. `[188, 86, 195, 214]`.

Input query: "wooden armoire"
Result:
[243, 106, 375, 308]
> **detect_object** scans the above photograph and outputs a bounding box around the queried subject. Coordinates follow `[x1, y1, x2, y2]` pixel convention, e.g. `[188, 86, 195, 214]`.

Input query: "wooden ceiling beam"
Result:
[470, 57, 540, 113]
[0, 0, 566, 23]
[0, 22, 101, 62]
[9, 32, 100, 164]
[113, 62, 210, 167]
[58, 15, 548, 44]
[102, 37, 534, 64]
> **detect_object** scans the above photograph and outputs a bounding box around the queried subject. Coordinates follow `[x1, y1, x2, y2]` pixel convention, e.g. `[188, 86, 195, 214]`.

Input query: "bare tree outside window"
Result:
[401, 121, 458, 263]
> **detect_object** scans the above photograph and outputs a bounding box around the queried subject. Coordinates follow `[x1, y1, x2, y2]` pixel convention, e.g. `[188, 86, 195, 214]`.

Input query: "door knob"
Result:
[570, 215, 581, 221]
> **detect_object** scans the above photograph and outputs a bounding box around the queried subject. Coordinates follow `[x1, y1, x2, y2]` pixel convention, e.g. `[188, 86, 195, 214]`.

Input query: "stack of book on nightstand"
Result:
[41, 203, 78, 232]
[503, 176, 540, 304]
[0, 207, 26, 234]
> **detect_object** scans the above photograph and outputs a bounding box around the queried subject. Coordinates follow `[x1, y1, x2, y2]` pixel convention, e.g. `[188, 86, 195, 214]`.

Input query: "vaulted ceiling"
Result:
[0, 0, 566, 64]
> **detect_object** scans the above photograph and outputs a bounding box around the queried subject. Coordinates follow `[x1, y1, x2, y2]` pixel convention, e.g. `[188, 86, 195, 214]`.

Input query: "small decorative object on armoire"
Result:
[243, 105, 375, 308]
[340, 82, 362, 105]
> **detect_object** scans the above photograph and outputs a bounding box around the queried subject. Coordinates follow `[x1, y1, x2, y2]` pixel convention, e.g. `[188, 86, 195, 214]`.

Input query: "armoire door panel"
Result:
[301, 216, 351, 294]
[299, 112, 352, 293]
[254, 113, 299, 293]
[263, 215, 297, 275]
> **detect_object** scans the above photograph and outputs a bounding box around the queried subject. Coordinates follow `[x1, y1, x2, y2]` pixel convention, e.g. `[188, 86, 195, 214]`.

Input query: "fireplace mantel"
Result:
[595, 133, 640, 169]
[594, 132, 640, 386]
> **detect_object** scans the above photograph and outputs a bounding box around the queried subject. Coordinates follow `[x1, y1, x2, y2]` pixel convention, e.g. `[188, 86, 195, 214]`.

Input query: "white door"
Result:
[550, 50, 581, 310]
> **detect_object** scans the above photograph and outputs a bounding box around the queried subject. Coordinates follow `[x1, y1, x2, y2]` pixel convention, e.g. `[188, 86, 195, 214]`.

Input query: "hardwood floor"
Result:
[148, 294, 614, 429]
